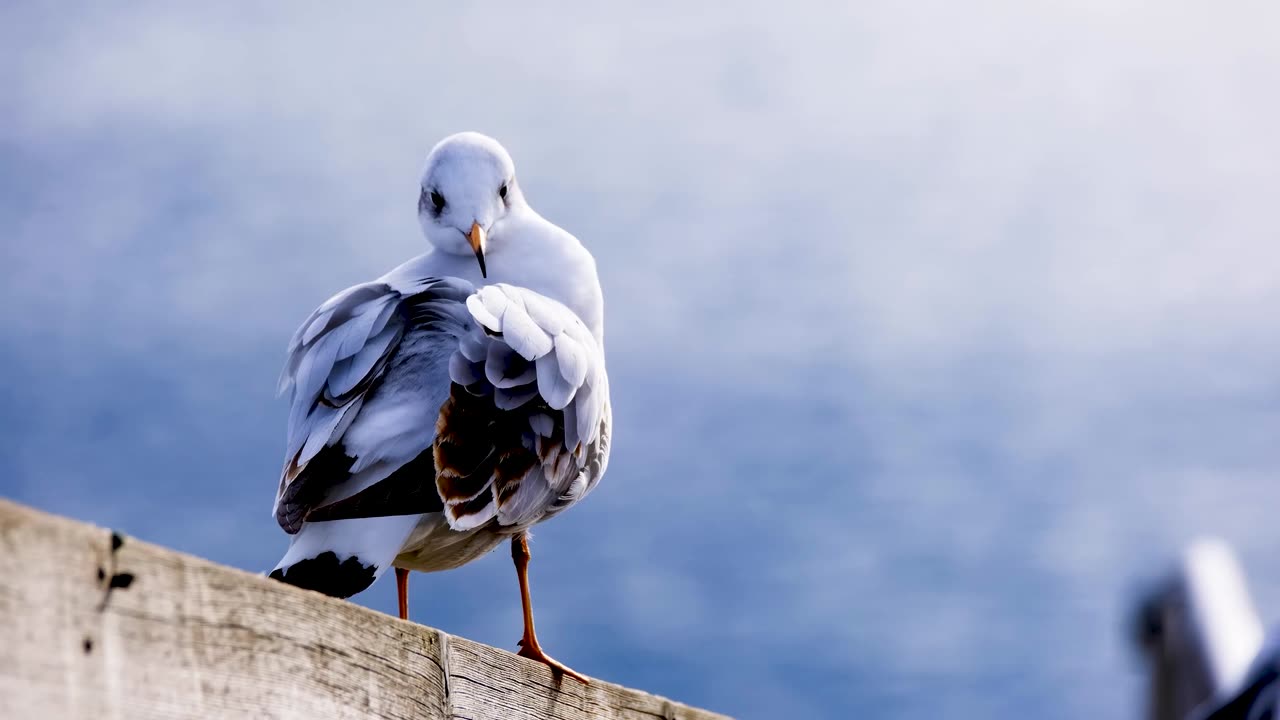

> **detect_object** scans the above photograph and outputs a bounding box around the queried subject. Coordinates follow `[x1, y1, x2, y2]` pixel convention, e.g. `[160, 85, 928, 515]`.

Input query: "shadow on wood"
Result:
[0, 499, 730, 720]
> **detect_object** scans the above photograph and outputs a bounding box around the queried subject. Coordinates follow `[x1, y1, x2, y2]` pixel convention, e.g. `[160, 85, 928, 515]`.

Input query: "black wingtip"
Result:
[270, 551, 377, 599]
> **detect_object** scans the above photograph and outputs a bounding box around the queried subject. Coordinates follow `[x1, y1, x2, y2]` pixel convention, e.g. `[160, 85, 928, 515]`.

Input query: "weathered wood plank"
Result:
[0, 499, 730, 720]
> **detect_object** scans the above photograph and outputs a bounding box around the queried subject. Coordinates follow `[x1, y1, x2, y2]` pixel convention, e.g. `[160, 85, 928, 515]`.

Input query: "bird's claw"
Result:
[516, 638, 589, 683]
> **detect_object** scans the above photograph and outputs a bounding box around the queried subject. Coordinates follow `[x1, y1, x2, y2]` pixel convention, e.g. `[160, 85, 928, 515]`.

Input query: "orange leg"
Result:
[395, 567, 410, 621]
[511, 533, 587, 683]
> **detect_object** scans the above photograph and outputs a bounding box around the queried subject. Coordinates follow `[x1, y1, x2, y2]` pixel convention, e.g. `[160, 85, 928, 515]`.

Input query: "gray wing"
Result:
[432, 283, 612, 531]
[273, 275, 475, 532]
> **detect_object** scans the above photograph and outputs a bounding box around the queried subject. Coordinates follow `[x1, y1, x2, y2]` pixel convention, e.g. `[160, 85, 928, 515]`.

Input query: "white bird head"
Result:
[417, 132, 522, 278]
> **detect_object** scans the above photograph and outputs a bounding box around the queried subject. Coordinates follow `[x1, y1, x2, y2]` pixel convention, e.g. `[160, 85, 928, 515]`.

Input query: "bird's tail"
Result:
[269, 515, 421, 599]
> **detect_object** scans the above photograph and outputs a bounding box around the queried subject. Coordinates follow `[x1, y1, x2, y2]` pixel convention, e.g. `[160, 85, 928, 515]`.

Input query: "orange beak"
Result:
[468, 222, 487, 278]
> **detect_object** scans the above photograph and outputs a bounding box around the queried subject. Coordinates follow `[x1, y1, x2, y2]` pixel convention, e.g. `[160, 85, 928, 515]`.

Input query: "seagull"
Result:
[268, 132, 611, 682]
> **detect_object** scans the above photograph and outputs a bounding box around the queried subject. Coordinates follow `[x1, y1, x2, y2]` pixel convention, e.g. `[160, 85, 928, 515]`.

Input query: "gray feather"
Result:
[554, 332, 588, 386]
[535, 348, 577, 410]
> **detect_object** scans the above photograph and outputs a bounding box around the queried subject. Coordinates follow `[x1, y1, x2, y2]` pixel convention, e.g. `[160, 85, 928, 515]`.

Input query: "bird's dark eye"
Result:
[498, 184, 508, 200]
[430, 190, 446, 211]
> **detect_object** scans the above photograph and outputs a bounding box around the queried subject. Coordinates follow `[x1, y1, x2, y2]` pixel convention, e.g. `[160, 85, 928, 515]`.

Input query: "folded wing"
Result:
[435, 283, 611, 531]
[273, 275, 474, 533]
[274, 279, 610, 537]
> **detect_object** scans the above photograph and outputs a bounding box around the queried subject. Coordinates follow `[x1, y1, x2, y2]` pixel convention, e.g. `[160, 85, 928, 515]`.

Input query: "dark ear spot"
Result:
[419, 188, 447, 217]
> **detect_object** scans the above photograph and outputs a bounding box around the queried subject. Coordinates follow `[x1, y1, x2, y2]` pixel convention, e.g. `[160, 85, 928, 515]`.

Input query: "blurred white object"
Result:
[1181, 539, 1265, 697]
[1135, 538, 1264, 720]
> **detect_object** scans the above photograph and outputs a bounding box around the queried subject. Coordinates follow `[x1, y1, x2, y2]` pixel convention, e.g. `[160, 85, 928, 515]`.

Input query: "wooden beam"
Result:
[0, 499, 730, 720]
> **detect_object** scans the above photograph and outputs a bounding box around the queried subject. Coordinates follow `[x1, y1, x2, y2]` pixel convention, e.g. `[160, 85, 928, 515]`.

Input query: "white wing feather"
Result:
[447, 283, 610, 528]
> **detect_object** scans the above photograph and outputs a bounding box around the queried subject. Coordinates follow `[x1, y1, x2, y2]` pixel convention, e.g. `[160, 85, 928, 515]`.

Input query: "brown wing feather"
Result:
[433, 383, 557, 527]
[284, 382, 568, 529]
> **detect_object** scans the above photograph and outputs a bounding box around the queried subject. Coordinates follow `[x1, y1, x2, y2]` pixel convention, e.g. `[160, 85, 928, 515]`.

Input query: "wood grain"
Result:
[0, 499, 730, 720]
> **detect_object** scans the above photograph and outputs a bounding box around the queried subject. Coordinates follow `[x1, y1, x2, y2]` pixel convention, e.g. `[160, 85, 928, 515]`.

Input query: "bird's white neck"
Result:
[386, 208, 605, 343]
